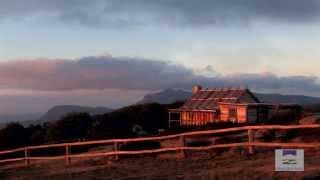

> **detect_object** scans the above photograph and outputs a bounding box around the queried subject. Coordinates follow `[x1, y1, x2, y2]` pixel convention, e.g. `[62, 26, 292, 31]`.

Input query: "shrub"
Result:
[0, 123, 28, 150]
[45, 112, 92, 143]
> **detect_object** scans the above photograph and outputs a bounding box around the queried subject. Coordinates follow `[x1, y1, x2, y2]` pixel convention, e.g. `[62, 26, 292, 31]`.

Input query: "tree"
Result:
[26, 124, 46, 145]
[45, 112, 92, 143]
[0, 123, 28, 150]
[88, 112, 133, 139]
[88, 102, 183, 139]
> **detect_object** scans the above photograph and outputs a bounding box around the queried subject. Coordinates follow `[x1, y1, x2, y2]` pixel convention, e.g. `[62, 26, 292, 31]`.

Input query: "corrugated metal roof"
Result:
[176, 88, 258, 111]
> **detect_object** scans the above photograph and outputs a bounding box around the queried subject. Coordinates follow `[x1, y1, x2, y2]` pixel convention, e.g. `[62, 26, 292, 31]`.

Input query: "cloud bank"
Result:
[1, 55, 320, 96]
[1, 0, 320, 27]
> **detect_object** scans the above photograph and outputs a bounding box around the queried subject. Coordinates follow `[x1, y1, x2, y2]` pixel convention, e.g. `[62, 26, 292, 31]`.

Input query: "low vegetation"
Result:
[0, 102, 183, 151]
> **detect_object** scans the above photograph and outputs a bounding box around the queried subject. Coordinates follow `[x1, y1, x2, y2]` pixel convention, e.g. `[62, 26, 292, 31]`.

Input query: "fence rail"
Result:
[0, 124, 320, 166]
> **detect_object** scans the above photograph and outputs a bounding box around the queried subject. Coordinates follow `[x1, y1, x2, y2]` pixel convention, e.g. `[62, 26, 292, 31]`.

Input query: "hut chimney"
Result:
[192, 85, 202, 94]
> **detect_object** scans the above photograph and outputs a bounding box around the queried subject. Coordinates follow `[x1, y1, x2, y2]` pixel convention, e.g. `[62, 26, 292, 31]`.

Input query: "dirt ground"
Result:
[1, 147, 320, 180]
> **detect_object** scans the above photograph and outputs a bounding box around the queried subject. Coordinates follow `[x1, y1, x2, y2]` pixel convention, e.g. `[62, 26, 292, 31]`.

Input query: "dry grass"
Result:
[1, 147, 320, 180]
[1, 123, 320, 179]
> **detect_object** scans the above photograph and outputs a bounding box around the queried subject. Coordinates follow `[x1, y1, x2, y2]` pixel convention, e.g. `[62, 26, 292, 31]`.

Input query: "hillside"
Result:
[1, 150, 320, 179]
[1, 122, 320, 179]
[139, 89, 320, 105]
[39, 105, 112, 122]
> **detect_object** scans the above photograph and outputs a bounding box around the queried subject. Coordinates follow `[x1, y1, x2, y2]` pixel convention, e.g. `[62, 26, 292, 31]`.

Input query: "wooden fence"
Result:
[1, 124, 320, 166]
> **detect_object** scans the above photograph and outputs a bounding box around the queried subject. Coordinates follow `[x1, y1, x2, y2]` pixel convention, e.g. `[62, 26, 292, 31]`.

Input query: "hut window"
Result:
[229, 107, 237, 120]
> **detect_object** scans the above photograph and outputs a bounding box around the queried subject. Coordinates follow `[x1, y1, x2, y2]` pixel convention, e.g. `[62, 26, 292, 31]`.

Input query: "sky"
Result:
[1, 0, 320, 116]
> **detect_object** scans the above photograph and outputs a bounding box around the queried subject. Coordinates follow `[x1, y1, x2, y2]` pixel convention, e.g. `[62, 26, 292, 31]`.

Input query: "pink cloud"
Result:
[0, 55, 320, 97]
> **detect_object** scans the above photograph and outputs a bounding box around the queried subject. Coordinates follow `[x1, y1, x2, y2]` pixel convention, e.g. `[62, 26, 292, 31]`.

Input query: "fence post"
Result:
[168, 112, 171, 129]
[248, 129, 255, 154]
[24, 147, 29, 166]
[65, 145, 71, 165]
[114, 141, 119, 160]
[179, 135, 185, 158]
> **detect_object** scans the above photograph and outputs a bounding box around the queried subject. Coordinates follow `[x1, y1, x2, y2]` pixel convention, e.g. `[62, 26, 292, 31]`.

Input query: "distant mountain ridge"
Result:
[0, 105, 113, 129]
[39, 105, 113, 122]
[0, 113, 42, 124]
[139, 89, 192, 104]
[255, 93, 320, 105]
[139, 89, 320, 105]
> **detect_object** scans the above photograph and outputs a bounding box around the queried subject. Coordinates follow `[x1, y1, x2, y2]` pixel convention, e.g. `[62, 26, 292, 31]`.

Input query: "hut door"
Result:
[228, 107, 237, 123]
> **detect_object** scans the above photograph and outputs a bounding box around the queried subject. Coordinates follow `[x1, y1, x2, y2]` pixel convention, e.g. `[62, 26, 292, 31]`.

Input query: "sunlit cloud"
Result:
[1, 55, 320, 97]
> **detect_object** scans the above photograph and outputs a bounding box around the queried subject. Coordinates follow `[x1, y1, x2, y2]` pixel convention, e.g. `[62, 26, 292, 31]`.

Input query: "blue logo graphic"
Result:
[282, 149, 297, 156]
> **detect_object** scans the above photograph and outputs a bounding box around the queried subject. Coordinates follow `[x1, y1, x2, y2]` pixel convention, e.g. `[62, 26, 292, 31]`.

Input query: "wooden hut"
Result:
[168, 85, 301, 128]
